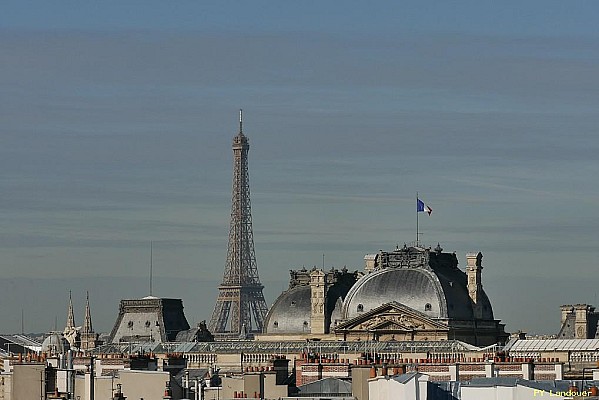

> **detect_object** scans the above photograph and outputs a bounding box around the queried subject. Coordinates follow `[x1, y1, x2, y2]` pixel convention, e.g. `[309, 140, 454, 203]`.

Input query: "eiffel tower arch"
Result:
[209, 110, 268, 339]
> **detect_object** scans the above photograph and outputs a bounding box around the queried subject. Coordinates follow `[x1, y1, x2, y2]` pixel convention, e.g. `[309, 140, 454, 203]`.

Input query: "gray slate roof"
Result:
[296, 377, 352, 396]
[464, 377, 572, 393]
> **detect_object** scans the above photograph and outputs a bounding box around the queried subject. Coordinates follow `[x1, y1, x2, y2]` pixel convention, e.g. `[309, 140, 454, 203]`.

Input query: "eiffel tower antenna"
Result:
[209, 110, 268, 338]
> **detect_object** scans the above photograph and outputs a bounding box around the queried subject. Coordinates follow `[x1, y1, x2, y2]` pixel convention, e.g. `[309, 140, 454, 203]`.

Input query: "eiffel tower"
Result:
[209, 110, 268, 338]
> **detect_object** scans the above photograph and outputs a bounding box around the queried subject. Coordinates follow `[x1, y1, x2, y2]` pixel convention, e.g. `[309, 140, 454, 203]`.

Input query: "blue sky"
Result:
[2, 1, 599, 335]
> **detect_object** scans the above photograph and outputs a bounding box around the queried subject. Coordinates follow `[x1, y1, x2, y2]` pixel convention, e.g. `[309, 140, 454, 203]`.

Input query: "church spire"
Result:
[80, 291, 99, 351]
[66, 291, 75, 330]
[82, 291, 93, 334]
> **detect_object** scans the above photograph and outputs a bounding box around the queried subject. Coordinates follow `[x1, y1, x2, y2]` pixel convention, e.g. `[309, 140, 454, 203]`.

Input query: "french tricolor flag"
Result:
[417, 198, 432, 215]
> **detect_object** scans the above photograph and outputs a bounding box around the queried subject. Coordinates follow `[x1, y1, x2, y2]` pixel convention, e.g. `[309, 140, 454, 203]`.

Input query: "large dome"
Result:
[342, 248, 494, 321]
[264, 285, 312, 334]
[263, 267, 358, 335]
[259, 246, 505, 346]
[342, 267, 446, 319]
[264, 282, 350, 334]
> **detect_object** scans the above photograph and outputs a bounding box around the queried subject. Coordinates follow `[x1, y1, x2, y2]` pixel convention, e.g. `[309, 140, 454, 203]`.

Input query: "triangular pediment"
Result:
[335, 301, 448, 332]
[367, 319, 411, 331]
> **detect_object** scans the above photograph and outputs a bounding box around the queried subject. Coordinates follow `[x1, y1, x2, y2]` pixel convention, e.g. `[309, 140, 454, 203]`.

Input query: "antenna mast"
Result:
[416, 192, 419, 246]
[239, 109, 243, 134]
[149, 241, 153, 296]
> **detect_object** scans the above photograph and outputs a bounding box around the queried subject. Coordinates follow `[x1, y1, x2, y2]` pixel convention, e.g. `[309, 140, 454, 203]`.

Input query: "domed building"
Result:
[258, 244, 507, 346]
[262, 267, 359, 338]
[41, 332, 71, 355]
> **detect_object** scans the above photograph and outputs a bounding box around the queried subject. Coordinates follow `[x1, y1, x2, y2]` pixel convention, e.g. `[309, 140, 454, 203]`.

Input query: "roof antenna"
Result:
[239, 109, 243, 134]
[149, 241, 153, 297]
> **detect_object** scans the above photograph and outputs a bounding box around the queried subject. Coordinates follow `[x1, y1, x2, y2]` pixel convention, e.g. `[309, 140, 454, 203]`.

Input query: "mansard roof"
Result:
[109, 297, 190, 344]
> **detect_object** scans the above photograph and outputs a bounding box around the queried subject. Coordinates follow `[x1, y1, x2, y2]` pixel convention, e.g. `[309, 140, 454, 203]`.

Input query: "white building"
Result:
[369, 372, 429, 400]
[368, 373, 583, 400]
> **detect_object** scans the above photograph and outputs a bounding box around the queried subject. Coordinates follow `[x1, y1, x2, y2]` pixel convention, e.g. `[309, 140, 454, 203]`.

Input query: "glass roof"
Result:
[506, 339, 599, 352]
[91, 339, 481, 355]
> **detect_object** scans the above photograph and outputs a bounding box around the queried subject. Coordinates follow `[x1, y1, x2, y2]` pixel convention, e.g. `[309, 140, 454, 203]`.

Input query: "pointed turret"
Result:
[63, 291, 81, 349]
[82, 291, 93, 334]
[66, 291, 75, 330]
[80, 291, 99, 351]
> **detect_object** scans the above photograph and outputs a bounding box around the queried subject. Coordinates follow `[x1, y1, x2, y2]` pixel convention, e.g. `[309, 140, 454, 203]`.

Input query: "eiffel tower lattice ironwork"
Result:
[209, 110, 268, 338]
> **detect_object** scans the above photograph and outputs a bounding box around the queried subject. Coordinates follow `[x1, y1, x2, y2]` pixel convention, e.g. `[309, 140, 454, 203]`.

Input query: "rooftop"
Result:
[91, 339, 485, 355]
[505, 338, 599, 352]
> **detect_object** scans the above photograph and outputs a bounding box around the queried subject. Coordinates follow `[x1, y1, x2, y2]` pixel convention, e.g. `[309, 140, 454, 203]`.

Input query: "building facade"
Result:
[260, 245, 507, 346]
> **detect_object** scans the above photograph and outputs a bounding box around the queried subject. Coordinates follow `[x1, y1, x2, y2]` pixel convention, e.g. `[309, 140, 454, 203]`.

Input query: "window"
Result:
[357, 304, 364, 312]
[273, 321, 279, 328]
[425, 303, 432, 311]
[145, 321, 151, 327]
[127, 321, 133, 328]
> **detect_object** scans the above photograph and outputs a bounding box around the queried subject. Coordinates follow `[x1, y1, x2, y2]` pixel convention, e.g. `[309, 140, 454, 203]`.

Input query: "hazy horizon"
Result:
[2, 1, 599, 336]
